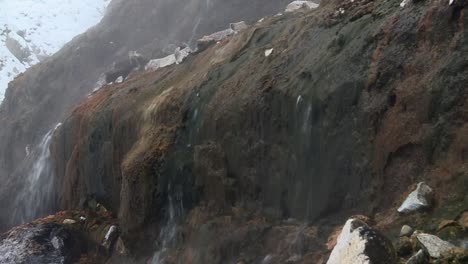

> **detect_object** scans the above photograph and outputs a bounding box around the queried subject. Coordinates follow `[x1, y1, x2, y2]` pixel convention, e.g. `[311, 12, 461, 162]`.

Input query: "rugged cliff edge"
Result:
[48, 0, 468, 262]
[0, 0, 291, 230]
[1, 0, 468, 263]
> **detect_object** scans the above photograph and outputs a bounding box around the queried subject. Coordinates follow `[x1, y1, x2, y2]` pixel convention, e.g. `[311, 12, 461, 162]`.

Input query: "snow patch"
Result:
[0, 0, 111, 102]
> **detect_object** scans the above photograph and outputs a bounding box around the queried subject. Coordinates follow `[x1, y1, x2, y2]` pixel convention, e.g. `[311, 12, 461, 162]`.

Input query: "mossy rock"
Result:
[433, 248, 468, 264]
[437, 225, 467, 241]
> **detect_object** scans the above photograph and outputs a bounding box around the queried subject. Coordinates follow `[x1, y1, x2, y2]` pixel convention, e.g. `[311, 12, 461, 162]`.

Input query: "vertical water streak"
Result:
[151, 184, 183, 264]
[12, 123, 62, 224]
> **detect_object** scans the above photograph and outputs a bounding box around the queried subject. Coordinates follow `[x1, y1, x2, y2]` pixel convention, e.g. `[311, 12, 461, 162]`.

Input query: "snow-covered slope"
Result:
[0, 0, 110, 102]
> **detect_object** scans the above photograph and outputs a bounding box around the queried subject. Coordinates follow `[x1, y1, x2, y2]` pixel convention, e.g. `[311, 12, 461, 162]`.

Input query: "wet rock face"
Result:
[0, 223, 82, 264]
[49, 0, 468, 257]
[0, 0, 292, 231]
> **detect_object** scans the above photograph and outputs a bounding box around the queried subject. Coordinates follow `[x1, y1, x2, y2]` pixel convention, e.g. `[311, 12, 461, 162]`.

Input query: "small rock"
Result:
[230, 21, 248, 32]
[145, 54, 177, 71]
[285, 1, 319, 12]
[197, 29, 233, 49]
[62, 219, 76, 225]
[438, 220, 458, 231]
[326, 218, 396, 264]
[406, 249, 427, 264]
[400, 225, 414, 237]
[264, 48, 274, 57]
[174, 46, 191, 64]
[416, 233, 456, 258]
[400, 0, 411, 7]
[102, 225, 119, 252]
[398, 182, 433, 214]
[115, 76, 124, 83]
[79, 216, 86, 222]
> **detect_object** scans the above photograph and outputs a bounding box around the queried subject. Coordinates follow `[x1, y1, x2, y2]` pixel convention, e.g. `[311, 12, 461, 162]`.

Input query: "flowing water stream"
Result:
[151, 184, 184, 264]
[11, 123, 62, 224]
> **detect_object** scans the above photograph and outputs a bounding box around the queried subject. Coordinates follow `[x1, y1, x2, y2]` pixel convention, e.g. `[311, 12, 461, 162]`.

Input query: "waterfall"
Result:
[12, 123, 62, 224]
[151, 184, 183, 264]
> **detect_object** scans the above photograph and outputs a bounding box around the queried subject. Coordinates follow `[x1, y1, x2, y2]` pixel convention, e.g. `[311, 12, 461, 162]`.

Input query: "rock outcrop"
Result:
[327, 218, 396, 264]
[398, 182, 433, 214]
[285, 1, 319, 12]
[46, 0, 468, 260]
[416, 233, 456, 258]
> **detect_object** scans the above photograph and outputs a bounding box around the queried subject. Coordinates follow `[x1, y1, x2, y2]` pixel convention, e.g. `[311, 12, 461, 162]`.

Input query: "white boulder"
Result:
[416, 233, 456, 258]
[264, 48, 274, 57]
[62, 219, 76, 225]
[400, 0, 411, 7]
[230, 21, 248, 32]
[102, 225, 119, 252]
[197, 28, 235, 50]
[115, 76, 124, 83]
[145, 54, 177, 71]
[174, 46, 192, 64]
[398, 182, 433, 214]
[327, 218, 395, 264]
[285, 1, 319, 12]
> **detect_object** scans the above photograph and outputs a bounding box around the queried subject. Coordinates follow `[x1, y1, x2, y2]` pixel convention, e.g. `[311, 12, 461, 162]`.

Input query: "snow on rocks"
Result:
[285, 1, 319, 12]
[196, 21, 248, 51]
[416, 233, 456, 258]
[398, 182, 433, 214]
[145, 54, 177, 71]
[197, 29, 235, 50]
[0, 0, 111, 102]
[174, 47, 192, 64]
[144, 45, 192, 72]
[326, 218, 396, 264]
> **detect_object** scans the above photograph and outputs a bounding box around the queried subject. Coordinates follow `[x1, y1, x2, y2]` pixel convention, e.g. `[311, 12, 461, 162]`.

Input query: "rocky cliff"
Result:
[0, 0, 291, 230]
[1, 0, 468, 263]
[50, 0, 468, 262]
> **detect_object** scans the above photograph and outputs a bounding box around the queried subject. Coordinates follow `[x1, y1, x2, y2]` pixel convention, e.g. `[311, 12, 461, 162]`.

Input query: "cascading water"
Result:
[12, 123, 62, 224]
[151, 184, 184, 264]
